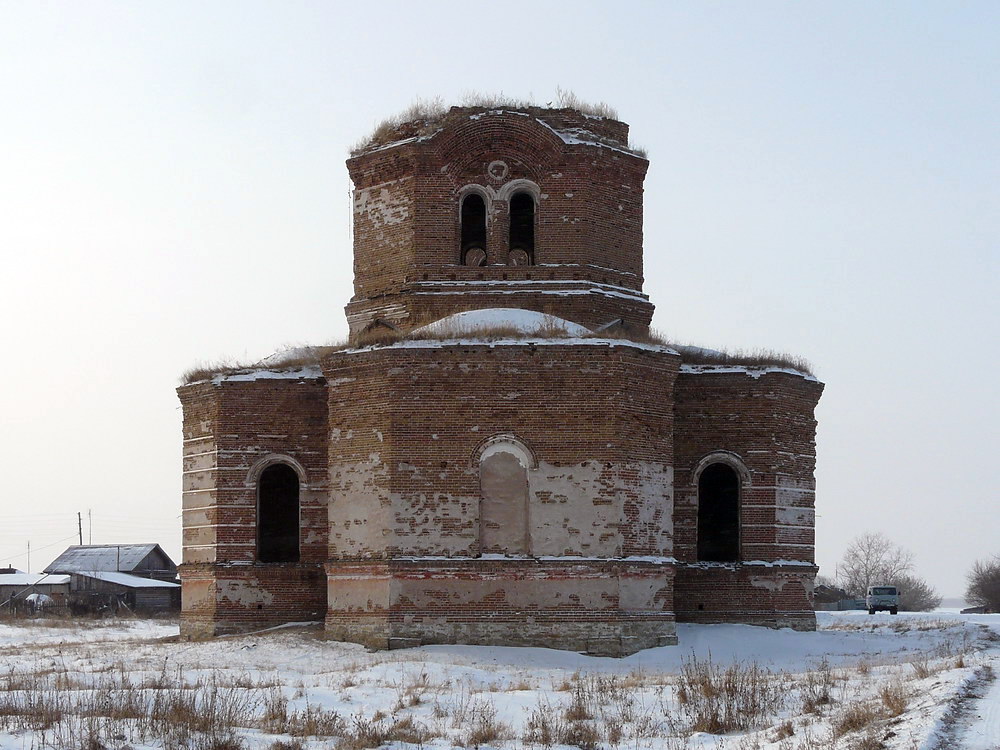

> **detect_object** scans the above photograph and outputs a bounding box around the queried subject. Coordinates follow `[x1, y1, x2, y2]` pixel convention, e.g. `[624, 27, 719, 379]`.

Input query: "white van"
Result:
[866, 585, 899, 615]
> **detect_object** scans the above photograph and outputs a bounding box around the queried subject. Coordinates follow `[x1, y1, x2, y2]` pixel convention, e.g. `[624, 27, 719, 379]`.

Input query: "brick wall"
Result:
[179, 104, 826, 650]
[178, 375, 329, 638]
[345, 109, 652, 335]
[321, 341, 679, 654]
[672, 369, 824, 627]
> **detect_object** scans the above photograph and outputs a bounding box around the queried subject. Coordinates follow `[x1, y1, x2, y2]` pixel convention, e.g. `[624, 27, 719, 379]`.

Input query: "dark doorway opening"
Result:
[461, 193, 487, 265]
[258, 464, 300, 563]
[508, 192, 535, 261]
[697, 463, 740, 562]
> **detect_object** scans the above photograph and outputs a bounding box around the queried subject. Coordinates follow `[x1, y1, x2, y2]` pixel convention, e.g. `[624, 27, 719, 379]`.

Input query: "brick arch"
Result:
[245, 453, 309, 488]
[430, 115, 565, 184]
[693, 451, 747, 563]
[690, 451, 751, 487]
[475, 434, 535, 556]
[473, 433, 537, 469]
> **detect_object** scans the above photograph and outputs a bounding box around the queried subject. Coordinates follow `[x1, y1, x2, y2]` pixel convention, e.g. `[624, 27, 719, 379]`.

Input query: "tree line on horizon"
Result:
[820, 531, 1000, 612]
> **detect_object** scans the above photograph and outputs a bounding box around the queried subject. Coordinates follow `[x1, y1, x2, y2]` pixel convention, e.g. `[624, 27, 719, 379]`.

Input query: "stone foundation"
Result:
[673, 562, 817, 630]
[325, 558, 677, 656]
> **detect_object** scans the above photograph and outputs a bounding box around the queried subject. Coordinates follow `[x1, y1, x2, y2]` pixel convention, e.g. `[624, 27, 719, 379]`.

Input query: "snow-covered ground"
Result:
[0, 611, 997, 749]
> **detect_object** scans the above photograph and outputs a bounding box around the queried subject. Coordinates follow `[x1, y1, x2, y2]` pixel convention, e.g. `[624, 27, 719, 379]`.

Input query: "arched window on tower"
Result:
[697, 463, 740, 562]
[479, 445, 530, 555]
[508, 192, 535, 265]
[461, 193, 487, 266]
[257, 463, 300, 563]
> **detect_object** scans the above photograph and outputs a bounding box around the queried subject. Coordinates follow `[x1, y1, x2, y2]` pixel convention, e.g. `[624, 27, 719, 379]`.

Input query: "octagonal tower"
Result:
[345, 107, 654, 335]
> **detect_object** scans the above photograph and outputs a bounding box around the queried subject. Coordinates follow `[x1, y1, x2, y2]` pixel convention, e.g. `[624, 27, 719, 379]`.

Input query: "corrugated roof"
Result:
[0, 574, 70, 587]
[75, 571, 179, 588]
[44, 544, 174, 574]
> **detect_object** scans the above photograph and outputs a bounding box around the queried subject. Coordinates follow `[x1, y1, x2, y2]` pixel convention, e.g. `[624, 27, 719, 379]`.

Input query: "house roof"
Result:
[74, 571, 180, 589]
[0, 574, 71, 587]
[44, 544, 176, 574]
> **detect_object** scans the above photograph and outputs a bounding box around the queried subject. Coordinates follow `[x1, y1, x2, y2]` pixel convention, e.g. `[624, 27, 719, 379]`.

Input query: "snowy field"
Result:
[0, 611, 998, 750]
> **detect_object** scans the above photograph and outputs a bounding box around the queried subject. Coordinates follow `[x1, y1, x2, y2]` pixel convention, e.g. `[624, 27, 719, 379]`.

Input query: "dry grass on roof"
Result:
[181, 326, 813, 383]
[351, 88, 621, 155]
[674, 345, 814, 376]
[180, 345, 343, 384]
[590, 327, 815, 375]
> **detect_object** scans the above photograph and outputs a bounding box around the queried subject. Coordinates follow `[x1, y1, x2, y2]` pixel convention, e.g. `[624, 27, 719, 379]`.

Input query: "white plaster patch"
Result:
[353, 179, 412, 227]
[749, 576, 790, 593]
[218, 579, 274, 606]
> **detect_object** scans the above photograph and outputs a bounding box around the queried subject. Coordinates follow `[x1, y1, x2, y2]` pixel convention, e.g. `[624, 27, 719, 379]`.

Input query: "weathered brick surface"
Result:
[178, 106, 823, 652]
[178, 377, 328, 638]
[672, 370, 823, 627]
[346, 108, 652, 334]
[319, 342, 679, 653]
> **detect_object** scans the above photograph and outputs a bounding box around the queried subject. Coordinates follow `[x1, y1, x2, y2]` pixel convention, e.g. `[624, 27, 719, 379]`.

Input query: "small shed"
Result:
[0, 574, 71, 612]
[69, 571, 180, 614]
[46, 544, 178, 582]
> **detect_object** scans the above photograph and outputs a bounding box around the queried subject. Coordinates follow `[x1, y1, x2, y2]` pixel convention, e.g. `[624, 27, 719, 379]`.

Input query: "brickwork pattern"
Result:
[178, 377, 329, 638]
[178, 106, 824, 652]
[672, 370, 824, 626]
[346, 109, 651, 334]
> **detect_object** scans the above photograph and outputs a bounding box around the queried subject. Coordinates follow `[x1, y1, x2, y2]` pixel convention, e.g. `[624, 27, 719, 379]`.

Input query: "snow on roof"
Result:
[678, 364, 817, 381]
[74, 571, 179, 588]
[212, 366, 322, 384]
[342, 336, 678, 356]
[411, 308, 591, 337]
[0, 574, 70, 587]
[44, 544, 175, 574]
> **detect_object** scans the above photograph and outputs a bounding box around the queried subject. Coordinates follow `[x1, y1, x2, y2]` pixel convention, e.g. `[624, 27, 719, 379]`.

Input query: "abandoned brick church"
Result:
[179, 105, 823, 655]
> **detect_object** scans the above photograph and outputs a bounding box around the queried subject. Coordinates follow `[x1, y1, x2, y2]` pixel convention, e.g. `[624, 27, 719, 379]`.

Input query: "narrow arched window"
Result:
[697, 463, 740, 562]
[461, 193, 487, 266]
[480, 449, 529, 555]
[508, 192, 534, 264]
[257, 464, 300, 563]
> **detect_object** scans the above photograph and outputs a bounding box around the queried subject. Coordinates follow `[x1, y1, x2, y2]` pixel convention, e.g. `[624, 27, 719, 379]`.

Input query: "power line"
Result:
[0, 533, 79, 565]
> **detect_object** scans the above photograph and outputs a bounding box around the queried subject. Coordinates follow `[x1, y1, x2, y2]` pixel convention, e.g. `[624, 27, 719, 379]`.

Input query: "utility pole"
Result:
[88, 509, 92, 544]
[27, 541, 30, 573]
[77, 512, 83, 546]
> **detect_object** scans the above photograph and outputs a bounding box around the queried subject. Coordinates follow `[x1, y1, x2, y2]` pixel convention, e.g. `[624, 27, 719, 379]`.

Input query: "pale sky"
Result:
[1, 2, 996, 597]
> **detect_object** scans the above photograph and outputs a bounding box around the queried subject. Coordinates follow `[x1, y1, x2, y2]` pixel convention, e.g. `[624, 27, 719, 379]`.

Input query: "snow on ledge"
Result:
[209, 366, 323, 385]
[341, 337, 678, 355]
[411, 308, 591, 337]
[394, 555, 678, 564]
[680, 559, 816, 569]
[679, 364, 817, 382]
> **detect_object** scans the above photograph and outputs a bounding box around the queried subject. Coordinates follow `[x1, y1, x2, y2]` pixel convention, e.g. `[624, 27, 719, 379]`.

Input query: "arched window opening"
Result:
[461, 193, 487, 266]
[480, 450, 529, 555]
[257, 463, 300, 563]
[508, 192, 535, 264]
[697, 463, 740, 562]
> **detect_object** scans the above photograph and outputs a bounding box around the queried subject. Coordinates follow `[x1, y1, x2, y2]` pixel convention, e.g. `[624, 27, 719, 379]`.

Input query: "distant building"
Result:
[68, 571, 180, 614]
[0, 573, 70, 612]
[45, 544, 178, 582]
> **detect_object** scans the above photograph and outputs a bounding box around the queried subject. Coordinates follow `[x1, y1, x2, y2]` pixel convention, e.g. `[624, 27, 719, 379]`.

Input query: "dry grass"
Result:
[182, 326, 815, 384]
[351, 89, 625, 154]
[879, 681, 908, 717]
[675, 656, 784, 733]
[672, 344, 814, 375]
[0, 628, 981, 750]
[831, 700, 881, 739]
[799, 657, 836, 713]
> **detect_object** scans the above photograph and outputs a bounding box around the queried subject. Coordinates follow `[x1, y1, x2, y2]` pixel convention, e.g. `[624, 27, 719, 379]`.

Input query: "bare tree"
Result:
[836, 532, 914, 597]
[893, 573, 942, 612]
[966, 555, 1000, 611]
